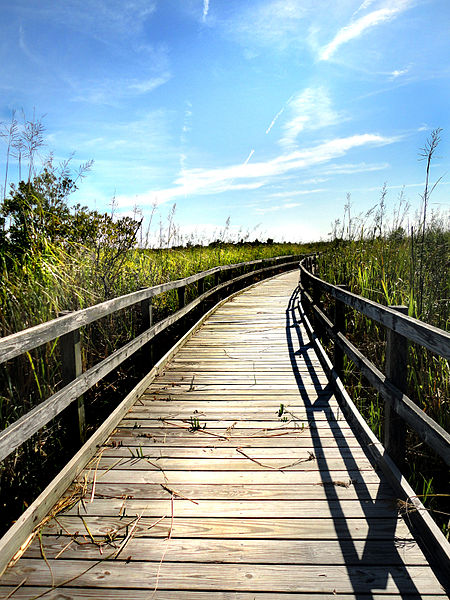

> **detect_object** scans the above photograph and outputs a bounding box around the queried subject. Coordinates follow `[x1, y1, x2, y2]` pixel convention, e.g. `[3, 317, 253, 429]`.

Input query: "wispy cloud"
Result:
[255, 201, 302, 215]
[389, 66, 410, 80]
[317, 161, 390, 175]
[203, 0, 210, 22]
[319, 1, 414, 61]
[116, 133, 396, 207]
[72, 72, 171, 105]
[280, 87, 345, 148]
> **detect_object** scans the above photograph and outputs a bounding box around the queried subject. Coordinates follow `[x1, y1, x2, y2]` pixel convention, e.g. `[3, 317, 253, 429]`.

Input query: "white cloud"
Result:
[389, 67, 410, 79]
[319, 1, 413, 61]
[116, 133, 396, 207]
[226, 0, 312, 51]
[317, 161, 390, 175]
[268, 187, 328, 198]
[280, 87, 345, 148]
[203, 0, 210, 22]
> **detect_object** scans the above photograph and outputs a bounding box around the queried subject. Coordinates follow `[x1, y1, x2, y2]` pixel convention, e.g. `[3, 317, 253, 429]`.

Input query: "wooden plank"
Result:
[2, 561, 444, 594]
[91, 456, 374, 471]
[62, 498, 396, 518]
[25, 537, 429, 565]
[106, 431, 363, 447]
[40, 514, 414, 540]
[77, 469, 381, 486]
[97, 446, 369, 459]
[67, 481, 392, 501]
[1, 590, 447, 600]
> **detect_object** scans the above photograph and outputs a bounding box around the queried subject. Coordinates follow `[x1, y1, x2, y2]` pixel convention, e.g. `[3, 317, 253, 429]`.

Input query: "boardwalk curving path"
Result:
[0, 271, 446, 598]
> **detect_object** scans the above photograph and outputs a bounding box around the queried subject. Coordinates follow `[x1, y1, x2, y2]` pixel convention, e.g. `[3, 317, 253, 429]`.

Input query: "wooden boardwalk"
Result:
[1, 271, 446, 598]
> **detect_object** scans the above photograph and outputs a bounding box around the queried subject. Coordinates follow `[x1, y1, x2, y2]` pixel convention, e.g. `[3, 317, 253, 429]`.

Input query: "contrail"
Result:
[243, 149, 255, 165]
[265, 94, 294, 134]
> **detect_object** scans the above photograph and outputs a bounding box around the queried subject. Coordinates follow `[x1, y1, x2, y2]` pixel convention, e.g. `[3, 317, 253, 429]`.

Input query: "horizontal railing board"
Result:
[0, 260, 299, 462]
[300, 264, 450, 359]
[0, 255, 300, 364]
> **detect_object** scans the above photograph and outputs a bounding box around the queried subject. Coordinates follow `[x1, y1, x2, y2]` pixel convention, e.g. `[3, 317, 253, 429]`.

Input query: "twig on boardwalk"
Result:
[38, 531, 54, 587]
[236, 448, 315, 471]
[160, 483, 199, 505]
[4, 577, 26, 599]
[54, 538, 74, 559]
[27, 514, 170, 600]
[89, 448, 105, 503]
[151, 494, 174, 599]
[235, 447, 285, 471]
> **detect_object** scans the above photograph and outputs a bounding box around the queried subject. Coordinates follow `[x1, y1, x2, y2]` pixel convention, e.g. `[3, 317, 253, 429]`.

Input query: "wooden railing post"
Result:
[177, 286, 186, 309]
[198, 277, 204, 296]
[214, 272, 220, 287]
[59, 312, 86, 446]
[384, 305, 409, 467]
[140, 292, 154, 369]
[334, 285, 349, 377]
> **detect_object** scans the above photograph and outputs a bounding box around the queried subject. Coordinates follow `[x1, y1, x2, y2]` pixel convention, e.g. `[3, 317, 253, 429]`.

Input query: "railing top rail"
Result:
[0, 254, 301, 364]
[300, 260, 450, 360]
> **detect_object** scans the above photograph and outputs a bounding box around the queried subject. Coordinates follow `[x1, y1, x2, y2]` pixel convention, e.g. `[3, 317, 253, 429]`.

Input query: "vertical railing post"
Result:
[59, 313, 86, 446]
[140, 291, 154, 369]
[177, 286, 186, 309]
[333, 285, 349, 378]
[198, 277, 204, 296]
[384, 305, 409, 468]
[214, 271, 220, 287]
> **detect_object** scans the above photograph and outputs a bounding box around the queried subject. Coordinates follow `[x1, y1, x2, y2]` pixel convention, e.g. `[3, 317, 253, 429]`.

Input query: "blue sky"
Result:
[1, 0, 449, 243]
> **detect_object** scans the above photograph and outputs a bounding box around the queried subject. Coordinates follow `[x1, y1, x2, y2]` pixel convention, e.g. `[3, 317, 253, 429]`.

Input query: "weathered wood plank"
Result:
[77, 469, 381, 486]
[2, 561, 444, 594]
[67, 481, 392, 501]
[1, 591, 447, 600]
[40, 514, 414, 540]
[4, 591, 447, 600]
[25, 537, 428, 565]
[62, 498, 396, 518]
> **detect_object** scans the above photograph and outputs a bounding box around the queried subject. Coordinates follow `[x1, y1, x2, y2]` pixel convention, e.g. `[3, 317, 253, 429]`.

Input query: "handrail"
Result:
[0, 254, 301, 462]
[0, 255, 292, 365]
[300, 263, 450, 359]
[299, 257, 450, 468]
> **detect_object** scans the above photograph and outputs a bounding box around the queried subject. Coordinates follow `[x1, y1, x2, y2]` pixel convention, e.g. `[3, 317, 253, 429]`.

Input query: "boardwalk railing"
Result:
[0, 254, 302, 574]
[0, 254, 301, 465]
[298, 256, 450, 572]
[299, 256, 450, 468]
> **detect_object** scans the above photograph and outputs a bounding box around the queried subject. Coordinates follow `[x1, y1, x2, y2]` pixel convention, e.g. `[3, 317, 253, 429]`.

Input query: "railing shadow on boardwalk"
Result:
[285, 285, 422, 600]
